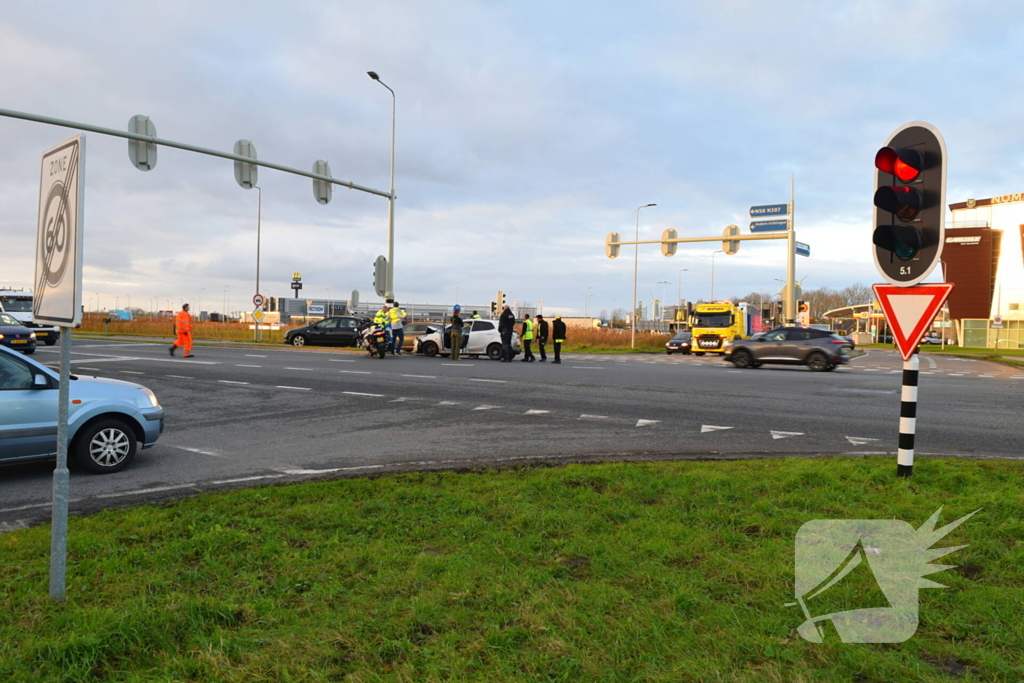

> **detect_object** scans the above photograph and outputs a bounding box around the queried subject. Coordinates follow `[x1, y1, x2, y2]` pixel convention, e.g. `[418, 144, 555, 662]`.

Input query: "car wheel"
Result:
[666, 350, 672, 355]
[75, 418, 137, 474]
[825, 363, 837, 372]
[731, 349, 753, 368]
[290, 335, 307, 347]
[421, 341, 438, 357]
[23, 348, 36, 355]
[807, 353, 830, 372]
[694, 352, 705, 356]
[487, 343, 503, 361]
[45, 339, 57, 346]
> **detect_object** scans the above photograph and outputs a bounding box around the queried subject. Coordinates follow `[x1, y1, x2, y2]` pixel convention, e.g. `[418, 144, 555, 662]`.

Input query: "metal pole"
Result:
[897, 353, 919, 478]
[368, 73, 397, 303]
[711, 250, 723, 300]
[785, 174, 797, 324]
[49, 326, 72, 600]
[254, 186, 261, 342]
[0, 108, 392, 198]
[632, 203, 656, 349]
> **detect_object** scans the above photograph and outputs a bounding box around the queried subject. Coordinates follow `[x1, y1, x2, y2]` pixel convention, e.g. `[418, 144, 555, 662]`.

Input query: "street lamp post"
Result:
[656, 281, 669, 320]
[254, 186, 262, 342]
[710, 250, 723, 300]
[368, 71, 396, 303]
[632, 203, 657, 348]
[585, 286, 592, 317]
[95, 292, 100, 312]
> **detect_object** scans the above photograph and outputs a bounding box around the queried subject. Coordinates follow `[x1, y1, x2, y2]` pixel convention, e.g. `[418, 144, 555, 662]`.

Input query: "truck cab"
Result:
[688, 302, 761, 355]
[0, 290, 59, 346]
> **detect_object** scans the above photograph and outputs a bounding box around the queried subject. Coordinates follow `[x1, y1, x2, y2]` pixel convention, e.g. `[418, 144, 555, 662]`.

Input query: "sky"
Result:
[3, 0, 1024, 317]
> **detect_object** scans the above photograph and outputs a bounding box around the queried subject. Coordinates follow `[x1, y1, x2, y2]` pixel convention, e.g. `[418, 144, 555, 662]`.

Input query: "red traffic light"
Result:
[874, 185, 922, 221]
[875, 146, 923, 182]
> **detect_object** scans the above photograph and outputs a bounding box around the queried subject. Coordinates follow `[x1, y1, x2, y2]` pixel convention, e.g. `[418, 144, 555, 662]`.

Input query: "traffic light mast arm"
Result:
[614, 233, 790, 246]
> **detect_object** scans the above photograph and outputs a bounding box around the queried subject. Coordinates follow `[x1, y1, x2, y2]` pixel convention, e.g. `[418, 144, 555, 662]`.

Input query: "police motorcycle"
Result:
[356, 319, 391, 359]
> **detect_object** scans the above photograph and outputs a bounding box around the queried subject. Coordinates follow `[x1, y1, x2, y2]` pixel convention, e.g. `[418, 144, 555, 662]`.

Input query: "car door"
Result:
[309, 318, 338, 344]
[755, 329, 789, 361]
[781, 328, 812, 361]
[469, 320, 495, 353]
[332, 318, 358, 346]
[0, 350, 57, 460]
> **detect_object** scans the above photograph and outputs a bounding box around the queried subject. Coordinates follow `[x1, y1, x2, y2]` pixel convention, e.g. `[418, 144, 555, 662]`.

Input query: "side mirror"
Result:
[33, 374, 49, 387]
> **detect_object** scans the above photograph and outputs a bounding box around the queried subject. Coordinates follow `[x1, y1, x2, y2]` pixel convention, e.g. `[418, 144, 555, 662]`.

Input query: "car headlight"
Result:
[138, 387, 160, 408]
[30, 332, 37, 339]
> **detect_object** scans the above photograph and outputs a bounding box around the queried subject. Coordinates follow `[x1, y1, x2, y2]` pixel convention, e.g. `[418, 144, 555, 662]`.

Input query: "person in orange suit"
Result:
[169, 303, 194, 358]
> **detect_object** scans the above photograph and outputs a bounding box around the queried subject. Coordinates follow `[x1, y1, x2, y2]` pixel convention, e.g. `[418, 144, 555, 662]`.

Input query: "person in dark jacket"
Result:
[498, 304, 516, 362]
[535, 314, 548, 362]
[552, 314, 567, 364]
[450, 305, 464, 361]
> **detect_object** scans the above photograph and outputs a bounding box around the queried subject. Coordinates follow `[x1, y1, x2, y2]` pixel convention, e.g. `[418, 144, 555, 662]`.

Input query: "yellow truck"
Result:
[689, 302, 762, 355]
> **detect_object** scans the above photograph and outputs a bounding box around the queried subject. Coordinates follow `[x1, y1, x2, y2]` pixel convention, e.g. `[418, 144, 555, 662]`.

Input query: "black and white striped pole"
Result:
[897, 352, 919, 478]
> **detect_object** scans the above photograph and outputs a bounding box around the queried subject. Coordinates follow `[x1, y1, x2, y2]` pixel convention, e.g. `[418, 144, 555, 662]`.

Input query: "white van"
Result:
[0, 290, 59, 346]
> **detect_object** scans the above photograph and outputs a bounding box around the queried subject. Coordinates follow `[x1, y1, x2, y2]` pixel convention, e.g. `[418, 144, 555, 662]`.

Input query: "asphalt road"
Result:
[1, 338, 1021, 532]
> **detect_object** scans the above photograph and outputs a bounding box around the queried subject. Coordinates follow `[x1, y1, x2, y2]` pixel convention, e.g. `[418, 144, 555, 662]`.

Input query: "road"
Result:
[1, 338, 1021, 532]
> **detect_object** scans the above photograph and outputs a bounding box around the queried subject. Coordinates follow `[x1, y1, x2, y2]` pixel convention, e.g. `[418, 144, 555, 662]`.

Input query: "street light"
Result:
[656, 281, 669, 319]
[368, 70, 396, 303]
[710, 250, 723, 300]
[254, 186, 262, 341]
[632, 203, 657, 348]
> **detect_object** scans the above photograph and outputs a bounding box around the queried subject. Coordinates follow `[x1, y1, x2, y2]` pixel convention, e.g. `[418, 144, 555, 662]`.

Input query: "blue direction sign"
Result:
[749, 202, 790, 217]
[750, 219, 791, 232]
[796, 241, 810, 257]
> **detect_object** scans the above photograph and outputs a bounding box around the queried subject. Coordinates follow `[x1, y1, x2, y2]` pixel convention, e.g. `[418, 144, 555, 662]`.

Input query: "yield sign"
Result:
[872, 283, 954, 361]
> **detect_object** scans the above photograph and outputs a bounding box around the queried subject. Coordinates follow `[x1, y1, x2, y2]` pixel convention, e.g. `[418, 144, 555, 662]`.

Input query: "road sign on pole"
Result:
[992, 316, 1004, 329]
[749, 203, 790, 217]
[251, 307, 265, 323]
[312, 159, 332, 204]
[750, 219, 791, 233]
[796, 241, 810, 257]
[873, 283, 954, 361]
[253, 293, 265, 307]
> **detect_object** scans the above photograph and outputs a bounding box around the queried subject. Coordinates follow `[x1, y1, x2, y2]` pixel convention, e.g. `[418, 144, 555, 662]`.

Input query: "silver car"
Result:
[0, 346, 164, 473]
[415, 319, 520, 360]
[723, 327, 850, 372]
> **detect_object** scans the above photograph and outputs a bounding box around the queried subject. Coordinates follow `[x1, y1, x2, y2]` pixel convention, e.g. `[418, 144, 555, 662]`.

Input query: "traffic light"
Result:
[605, 232, 621, 258]
[490, 301, 497, 316]
[872, 122, 946, 286]
[373, 256, 387, 297]
[722, 224, 740, 255]
[497, 290, 505, 309]
[661, 229, 677, 256]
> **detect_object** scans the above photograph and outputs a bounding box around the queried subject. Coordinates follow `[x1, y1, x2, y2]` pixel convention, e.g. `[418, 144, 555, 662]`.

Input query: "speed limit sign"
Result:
[253, 293, 265, 307]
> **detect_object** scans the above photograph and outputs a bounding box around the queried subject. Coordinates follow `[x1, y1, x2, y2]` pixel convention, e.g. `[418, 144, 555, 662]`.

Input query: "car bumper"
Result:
[1, 339, 36, 351]
[140, 407, 165, 447]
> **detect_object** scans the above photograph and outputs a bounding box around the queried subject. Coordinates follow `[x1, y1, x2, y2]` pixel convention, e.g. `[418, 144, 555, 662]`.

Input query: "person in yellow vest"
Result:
[373, 304, 389, 327]
[388, 301, 407, 355]
[520, 313, 536, 362]
[552, 314, 567, 364]
[471, 311, 482, 319]
[169, 303, 194, 358]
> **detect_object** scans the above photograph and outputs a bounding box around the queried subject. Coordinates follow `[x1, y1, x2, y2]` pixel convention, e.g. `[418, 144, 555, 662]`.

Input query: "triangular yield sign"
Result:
[872, 283, 954, 361]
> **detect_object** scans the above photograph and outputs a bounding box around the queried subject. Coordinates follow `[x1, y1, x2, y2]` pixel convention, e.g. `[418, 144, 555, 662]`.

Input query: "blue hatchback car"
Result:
[0, 346, 164, 473]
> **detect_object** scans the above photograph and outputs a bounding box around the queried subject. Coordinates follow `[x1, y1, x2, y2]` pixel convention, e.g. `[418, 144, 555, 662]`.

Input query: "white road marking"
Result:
[276, 386, 312, 391]
[330, 359, 356, 362]
[525, 409, 550, 415]
[579, 414, 608, 420]
[443, 363, 474, 366]
[219, 380, 250, 385]
[166, 375, 193, 379]
[96, 483, 199, 498]
[339, 370, 371, 375]
[120, 371, 144, 375]
[846, 436, 880, 445]
[771, 431, 804, 440]
[636, 419, 660, 427]
[470, 378, 507, 383]
[246, 354, 267, 358]
[344, 391, 383, 397]
[573, 366, 605, 370]
[437, 401, 461, 405]
[285, 367, 314, 371]
[236, 364, 262, 368]
[701, 425, 733, 433]
[390, 397, 422, 402]
[79, 367, 102, 371]
[281, 465, 385, 475]
[948, 373, 964, 377]
[168, 445, 222, 456]
[402, 374, 436, 379]
[473, 405, 501, 410]
[211, 475, 285, 485]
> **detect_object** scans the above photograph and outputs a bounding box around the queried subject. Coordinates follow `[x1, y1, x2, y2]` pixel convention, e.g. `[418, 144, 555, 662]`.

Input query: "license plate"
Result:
[11, 340, 27, 344]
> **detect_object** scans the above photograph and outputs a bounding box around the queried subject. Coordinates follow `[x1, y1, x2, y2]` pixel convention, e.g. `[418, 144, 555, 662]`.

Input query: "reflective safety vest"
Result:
[522, 320, 534, 340]
[175, 310, 192, 334]
[472, 314, 481, 319]
[388, 307, 406, 327]
[373, 310, 388, 326]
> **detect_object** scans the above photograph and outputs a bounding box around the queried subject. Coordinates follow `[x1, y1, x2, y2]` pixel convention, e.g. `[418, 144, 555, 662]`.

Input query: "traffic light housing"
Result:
[490, 301, 497, 316]
[605, 232, 621, 258]
[497, 290, 505, 309]
[872, 122, 946, 286]
[373, 256, 387, 298]
[661, 229, 677, 256]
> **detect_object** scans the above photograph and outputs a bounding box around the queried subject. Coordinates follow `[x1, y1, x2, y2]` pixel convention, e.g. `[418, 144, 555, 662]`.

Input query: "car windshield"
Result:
[693, 313, 731, 327]
[671, 332, 691, 340]
[0, 296, 32, 312]
[0, 313, 20, 326]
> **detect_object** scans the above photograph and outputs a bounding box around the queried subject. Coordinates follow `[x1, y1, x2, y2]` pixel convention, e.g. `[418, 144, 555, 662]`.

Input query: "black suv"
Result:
[723, 327, 849, 372]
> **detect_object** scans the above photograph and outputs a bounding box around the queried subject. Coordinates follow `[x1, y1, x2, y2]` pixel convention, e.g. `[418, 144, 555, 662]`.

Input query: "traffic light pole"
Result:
[784, 175, 797, 324]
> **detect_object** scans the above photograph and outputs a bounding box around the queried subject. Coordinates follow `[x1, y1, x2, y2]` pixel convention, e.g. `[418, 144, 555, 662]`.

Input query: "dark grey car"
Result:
[723, 327, 849, 372]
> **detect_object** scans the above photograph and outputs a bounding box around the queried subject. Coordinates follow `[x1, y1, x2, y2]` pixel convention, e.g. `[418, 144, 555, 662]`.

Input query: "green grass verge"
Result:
[2, 458, 1021, 682]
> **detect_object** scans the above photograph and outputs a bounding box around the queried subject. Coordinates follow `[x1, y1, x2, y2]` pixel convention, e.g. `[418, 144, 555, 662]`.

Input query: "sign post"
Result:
[34, 134, 85, 601]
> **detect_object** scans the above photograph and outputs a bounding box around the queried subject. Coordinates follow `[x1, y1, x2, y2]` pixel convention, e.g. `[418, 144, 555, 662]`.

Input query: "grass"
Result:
[860, 344, 1024, 370]
[1, 457, 1022, 682]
